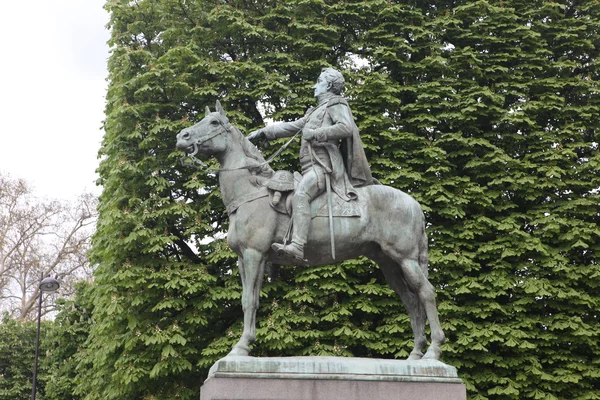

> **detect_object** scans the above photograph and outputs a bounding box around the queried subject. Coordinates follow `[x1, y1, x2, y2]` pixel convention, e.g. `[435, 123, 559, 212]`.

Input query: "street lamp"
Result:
[31, 277, 60, 400]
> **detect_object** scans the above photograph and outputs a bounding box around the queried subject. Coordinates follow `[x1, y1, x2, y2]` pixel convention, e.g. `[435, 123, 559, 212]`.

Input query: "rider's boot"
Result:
[272, 194, 310, 260]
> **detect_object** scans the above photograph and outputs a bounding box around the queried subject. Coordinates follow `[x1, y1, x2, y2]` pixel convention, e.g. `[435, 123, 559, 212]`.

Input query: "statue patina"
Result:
[248, 68, 373, 261]
[175, 69, 446, 360]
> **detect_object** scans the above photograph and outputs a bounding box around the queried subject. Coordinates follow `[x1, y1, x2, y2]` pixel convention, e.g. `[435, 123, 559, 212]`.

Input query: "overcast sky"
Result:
[0, 0, 110, 200]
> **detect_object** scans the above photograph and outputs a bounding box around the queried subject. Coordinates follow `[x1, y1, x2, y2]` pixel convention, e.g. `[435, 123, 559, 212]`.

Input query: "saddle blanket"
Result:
[269, 188, 360, 218]
[310, 189, 360, 218]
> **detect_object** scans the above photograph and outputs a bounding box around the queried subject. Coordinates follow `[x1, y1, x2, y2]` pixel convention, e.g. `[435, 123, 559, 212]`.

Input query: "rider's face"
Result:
[313, 74, 330, 97]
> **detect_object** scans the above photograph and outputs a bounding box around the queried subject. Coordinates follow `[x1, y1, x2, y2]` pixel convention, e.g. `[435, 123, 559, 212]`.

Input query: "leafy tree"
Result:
[0, 314, 43, 400]
[83, 0, 600, 399]
[350, 1, 600, 397]
[0, 284, 93, 400]
[41, 282, 95, 400]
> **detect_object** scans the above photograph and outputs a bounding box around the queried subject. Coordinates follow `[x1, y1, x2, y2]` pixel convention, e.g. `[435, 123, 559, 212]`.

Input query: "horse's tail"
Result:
[418, 217, 429, 278]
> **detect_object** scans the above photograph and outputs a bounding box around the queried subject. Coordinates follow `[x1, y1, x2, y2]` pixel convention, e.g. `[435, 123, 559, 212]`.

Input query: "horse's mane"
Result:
[230, 124, 274, 178]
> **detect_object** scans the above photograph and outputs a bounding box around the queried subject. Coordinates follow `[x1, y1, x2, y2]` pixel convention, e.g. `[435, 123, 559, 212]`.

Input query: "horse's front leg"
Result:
[228, 249, 266, 356]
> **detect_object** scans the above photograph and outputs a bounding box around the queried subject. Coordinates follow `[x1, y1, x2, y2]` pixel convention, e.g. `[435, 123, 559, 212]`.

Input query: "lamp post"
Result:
[31, 277, 60, 400]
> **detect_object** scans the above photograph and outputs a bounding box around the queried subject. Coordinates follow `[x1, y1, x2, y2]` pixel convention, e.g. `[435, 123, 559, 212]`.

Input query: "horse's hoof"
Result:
[407, 351, 423, 360]
[422, 347, 441, 360]
[228, 345, 251, 357]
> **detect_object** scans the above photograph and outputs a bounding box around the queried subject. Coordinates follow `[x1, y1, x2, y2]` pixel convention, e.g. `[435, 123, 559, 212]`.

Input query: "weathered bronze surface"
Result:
[176, 70, 445, 360]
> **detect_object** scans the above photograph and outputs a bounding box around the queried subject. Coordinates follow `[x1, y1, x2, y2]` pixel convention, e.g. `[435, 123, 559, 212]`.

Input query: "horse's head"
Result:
[176, 101, 232, 158]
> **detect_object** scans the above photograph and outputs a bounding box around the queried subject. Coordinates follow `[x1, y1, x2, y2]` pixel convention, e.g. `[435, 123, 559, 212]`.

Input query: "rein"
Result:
[180, 123, 301, 174]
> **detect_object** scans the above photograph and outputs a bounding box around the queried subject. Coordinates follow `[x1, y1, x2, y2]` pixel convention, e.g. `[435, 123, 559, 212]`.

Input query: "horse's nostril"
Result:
[182, 132, 190, 139]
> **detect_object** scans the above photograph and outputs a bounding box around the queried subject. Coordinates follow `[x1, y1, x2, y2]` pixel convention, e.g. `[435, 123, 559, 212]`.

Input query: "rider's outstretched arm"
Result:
[263, 117, 307, 140]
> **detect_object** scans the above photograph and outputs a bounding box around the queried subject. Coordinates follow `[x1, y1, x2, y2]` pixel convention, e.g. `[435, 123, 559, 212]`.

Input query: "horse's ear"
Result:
[205, 106, 211, 117]
[215, 100, 225, 116]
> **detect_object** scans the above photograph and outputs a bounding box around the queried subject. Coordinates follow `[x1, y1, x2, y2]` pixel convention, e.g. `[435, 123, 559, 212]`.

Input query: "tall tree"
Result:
[84, 0, 599, 399]
[352, 0, 600, 397]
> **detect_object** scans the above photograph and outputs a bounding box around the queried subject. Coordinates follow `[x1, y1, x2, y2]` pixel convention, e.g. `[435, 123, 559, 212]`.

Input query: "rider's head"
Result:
[319, 68, 345, 95]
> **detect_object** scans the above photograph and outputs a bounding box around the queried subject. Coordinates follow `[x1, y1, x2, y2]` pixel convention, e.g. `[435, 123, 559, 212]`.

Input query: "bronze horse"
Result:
[176, 101, 445, 360]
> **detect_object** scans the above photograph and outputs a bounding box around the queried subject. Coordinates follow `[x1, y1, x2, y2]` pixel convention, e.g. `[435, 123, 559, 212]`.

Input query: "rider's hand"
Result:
[247, 129, 265, 142]
[303, 129, 316, 141]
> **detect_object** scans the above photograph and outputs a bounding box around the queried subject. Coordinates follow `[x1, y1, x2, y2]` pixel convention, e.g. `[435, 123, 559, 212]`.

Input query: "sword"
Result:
[308, 142, 336, 260]
[325, 173, 336, 260]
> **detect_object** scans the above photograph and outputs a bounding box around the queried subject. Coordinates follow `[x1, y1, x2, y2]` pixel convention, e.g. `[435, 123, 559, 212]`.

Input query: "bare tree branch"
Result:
[0, 172, 97, 320]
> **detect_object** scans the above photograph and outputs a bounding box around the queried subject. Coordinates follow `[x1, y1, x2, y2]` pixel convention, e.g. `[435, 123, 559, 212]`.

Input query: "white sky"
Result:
[0, 0, 110, 200]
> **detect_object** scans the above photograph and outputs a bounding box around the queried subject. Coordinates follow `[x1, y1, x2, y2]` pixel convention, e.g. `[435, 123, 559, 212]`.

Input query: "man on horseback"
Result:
[248, 67, 374, 260]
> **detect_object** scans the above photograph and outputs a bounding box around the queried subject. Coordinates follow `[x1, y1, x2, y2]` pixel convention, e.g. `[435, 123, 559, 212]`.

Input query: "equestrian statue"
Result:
[175, 68, 446, 360]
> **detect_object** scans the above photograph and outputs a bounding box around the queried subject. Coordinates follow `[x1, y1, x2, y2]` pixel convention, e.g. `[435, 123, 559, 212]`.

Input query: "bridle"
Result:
[179, 115, 231, 170]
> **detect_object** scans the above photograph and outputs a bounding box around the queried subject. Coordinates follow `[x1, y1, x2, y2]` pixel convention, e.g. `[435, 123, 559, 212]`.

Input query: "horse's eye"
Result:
[211, 120, 219, 126]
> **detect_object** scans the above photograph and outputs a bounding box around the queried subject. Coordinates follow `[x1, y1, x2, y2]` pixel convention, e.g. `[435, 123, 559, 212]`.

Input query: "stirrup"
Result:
[272, 242, 306, 261]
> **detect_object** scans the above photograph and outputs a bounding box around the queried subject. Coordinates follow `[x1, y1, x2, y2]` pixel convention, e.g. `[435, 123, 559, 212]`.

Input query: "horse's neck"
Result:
[219, 170, 261, 207]
[217, 138, 265, 207]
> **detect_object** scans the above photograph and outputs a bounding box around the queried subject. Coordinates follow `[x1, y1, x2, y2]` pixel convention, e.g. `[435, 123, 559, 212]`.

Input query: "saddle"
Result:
[266, 171, 360, 218]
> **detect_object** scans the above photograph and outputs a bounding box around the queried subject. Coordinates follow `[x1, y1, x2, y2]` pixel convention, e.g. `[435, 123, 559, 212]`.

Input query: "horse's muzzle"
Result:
[176, 136, 195, 153]
[180, 142, 198, 156]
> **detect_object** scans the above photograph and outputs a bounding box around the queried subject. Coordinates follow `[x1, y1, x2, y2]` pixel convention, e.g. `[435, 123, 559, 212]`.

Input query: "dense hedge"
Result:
[72, 1, 600, 399]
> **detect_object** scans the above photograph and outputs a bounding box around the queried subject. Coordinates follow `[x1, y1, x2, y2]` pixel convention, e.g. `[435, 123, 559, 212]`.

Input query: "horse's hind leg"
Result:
[372, 254, 427, 360]
[380, 248, 445, 360]
[402, 258, 445, 360]
[229, 249, 266, 356]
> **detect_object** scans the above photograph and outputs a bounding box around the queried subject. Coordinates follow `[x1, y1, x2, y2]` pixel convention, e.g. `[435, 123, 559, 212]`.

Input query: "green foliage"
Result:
[82, 0, 600, 399]
[0, 292, 92, 400]
[42, 282, 95, 400]
[0, 315, 41, 400]
[388, 2, 600, 398]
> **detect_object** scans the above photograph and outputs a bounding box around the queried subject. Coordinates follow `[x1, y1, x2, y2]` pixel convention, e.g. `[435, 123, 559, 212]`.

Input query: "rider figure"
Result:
[248, 68, 373, 260]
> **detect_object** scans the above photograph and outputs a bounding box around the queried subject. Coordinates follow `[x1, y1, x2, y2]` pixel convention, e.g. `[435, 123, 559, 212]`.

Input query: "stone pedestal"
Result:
[200, 356, 466, 400]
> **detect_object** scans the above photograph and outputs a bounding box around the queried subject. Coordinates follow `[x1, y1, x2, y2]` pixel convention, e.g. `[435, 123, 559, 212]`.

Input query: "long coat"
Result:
[264, 93, 374, 201]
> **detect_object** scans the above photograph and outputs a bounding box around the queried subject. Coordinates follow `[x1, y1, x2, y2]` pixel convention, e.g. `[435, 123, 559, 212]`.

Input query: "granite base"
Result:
[200, 356, 466, 400]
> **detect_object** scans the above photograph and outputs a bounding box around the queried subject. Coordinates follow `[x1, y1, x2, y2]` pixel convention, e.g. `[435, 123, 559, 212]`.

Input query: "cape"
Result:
[323, 96, 374, 188]
[329, 96, 374, 188]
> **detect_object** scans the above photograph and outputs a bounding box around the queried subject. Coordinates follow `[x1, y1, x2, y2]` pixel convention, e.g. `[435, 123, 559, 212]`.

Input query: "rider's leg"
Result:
[282, 193, 310, 258]
[273, 168, 324, 259]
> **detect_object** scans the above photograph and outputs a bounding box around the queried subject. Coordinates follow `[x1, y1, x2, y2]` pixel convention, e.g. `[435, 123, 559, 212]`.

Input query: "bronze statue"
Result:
[248, 68, 373, 261]
[176, 72, 445, 361]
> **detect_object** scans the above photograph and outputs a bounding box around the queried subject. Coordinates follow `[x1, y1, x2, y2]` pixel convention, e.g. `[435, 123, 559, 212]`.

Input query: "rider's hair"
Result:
[321, 68, 345, 95]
